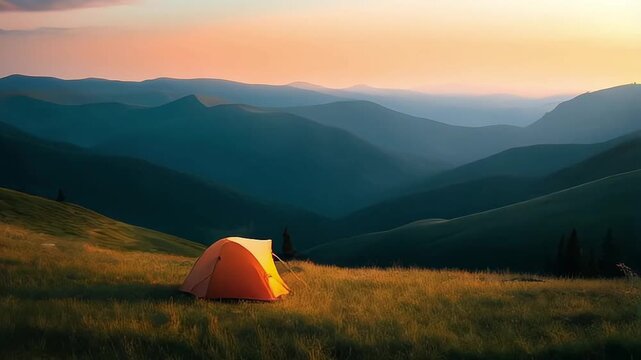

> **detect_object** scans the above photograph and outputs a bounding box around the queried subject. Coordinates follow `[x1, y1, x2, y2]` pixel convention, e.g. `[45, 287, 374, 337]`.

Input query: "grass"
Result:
[0, 188, 203, 257]
[1, 223, 641, 359]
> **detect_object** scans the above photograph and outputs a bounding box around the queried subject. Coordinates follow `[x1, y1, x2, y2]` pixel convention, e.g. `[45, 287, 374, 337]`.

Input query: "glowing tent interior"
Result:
[180, 237, 290, 301]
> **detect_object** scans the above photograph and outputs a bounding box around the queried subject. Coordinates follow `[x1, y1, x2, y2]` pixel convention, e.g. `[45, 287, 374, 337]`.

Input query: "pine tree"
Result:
[599, 228, 622, 278]
[556, 234, 566, 276]
[56, 188, 65, 202]
[586, 248, 598, 278]
[282, 227, 295, 260]
[565, 228, 582, 277]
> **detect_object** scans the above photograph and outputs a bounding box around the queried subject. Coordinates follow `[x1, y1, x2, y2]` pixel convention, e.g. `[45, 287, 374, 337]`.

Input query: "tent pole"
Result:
[272, 253, 310, 288]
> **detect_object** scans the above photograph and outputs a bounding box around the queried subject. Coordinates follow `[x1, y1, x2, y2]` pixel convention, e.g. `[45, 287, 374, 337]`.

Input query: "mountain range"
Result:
[290, 81, 570, 127]
[0, 74, 567, 127]
[0, 95, 434, 215]
[1, 74, 640, 273]
[285, 84, 641, 165]
[0, 74, 343, 107]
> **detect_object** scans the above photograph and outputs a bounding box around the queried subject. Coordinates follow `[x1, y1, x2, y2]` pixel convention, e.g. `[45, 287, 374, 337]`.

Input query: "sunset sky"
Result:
[1, 0, 640, 96]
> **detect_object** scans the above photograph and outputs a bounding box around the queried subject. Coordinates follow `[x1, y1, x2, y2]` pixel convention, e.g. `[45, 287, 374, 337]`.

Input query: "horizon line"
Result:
[0, 72, 593, 99]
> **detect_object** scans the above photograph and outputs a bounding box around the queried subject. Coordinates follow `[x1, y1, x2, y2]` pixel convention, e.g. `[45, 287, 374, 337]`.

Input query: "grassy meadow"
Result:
[2, 221, 641, 359]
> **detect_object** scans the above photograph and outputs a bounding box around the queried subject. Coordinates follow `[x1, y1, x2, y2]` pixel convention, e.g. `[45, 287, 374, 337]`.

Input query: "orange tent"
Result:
[180, 237, 290, 301]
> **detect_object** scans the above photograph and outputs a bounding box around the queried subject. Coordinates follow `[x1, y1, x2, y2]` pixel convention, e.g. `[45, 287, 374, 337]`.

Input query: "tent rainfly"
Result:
[180, 237, 290, 301]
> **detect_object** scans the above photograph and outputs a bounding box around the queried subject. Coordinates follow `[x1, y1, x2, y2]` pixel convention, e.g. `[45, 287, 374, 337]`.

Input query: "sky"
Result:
[1, 0, 640, 96]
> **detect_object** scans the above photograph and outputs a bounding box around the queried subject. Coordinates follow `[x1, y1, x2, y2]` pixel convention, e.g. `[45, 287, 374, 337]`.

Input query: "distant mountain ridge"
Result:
[1, 74, 567, 127]
[0, 95, 435, 215]
[0, 74, 346, 107]
[527, 84, 641, 143]
[285, 84, 641, 165]
[285, 100, 525, 164]
[289, 81, 570, 127]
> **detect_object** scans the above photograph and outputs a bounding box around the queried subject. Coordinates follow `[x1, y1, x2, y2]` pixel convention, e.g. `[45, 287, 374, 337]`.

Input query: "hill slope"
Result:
[310, 170, 641, 271]
[527, 84, 641, 143]
[335, 136, 641, 237]
[414, 132, 638, 192]
[2, 215, 639, 359]
[0, 123, 329, 248]
[543, 137, 641, 189]
[0, 95, 432, 215]
[0, 187, 203, 256]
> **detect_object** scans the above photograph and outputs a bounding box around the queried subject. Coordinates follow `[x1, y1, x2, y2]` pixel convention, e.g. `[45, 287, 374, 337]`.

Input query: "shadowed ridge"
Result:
[308, 169, 641, 271]
[153, 94, 206, 111]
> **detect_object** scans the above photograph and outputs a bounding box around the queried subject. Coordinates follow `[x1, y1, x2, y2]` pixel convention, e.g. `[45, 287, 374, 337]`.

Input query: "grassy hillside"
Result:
[336, 136, 641, 237]
[0, 187, 202, 256]
[310, 170, 641, 271]
[0, 126, 329, 248]
[1, 218, 640, 358]
[0, 95, 432, 215]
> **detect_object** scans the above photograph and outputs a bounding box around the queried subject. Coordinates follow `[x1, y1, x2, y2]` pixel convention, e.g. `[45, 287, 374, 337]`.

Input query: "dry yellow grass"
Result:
[1, 224, 640, 359]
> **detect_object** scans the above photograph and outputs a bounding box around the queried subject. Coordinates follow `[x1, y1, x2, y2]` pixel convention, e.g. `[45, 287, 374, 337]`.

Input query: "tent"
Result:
[180, 237, 290, 301]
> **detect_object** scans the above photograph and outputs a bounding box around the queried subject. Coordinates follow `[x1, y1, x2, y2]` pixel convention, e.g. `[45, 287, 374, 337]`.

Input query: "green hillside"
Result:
[336, 136, 641, 237]
[0, 95, 433, 215]
[0, 123, 329, 248]
[0, 187, 203, 256]
[309, 170, 641, 272]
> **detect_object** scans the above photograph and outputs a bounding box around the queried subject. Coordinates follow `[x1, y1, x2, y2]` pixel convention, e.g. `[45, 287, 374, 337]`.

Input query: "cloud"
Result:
[0, 0, 134, 12]
[0, 27, 72, 35]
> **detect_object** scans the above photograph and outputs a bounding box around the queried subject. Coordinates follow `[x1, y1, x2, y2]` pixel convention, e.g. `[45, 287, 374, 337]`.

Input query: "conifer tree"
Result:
[282, 227, 295, 260]
[599, 228, 622, 277]
[56, 188, 65, 202]
[586, 248, 598, 278]
[556, 234, 566, 276]
[565, 228, 582, 277]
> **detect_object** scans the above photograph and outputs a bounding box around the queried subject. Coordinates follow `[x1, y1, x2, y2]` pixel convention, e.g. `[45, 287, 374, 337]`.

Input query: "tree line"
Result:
[555, 228, 626, 278]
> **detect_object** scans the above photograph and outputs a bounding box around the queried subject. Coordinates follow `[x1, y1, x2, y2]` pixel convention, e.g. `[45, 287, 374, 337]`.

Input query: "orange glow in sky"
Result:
[1, 0, 640, 96]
